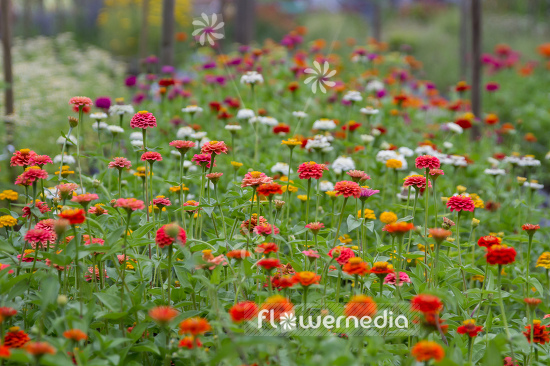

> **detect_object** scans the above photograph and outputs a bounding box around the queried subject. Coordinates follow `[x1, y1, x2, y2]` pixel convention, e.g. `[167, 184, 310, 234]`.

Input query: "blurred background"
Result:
[4, 0, 550, 87]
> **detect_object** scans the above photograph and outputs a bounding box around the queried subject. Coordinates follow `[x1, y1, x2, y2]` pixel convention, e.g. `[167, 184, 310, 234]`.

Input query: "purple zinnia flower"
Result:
[125, 75, 137, 87]
[359, 188, 380, 201]
[95, 97, 111, 110]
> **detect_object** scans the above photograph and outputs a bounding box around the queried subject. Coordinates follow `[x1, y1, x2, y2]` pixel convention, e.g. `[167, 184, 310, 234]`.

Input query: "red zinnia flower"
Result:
[226, 250, 252, 260]
[229, 301, 259, 323]
[255, 242, 278, 255]
[446, 195, 475, 212]
[141, 151, 162, 162]
[411, 340, 445, 362]
[411, 294, 443, 314]
[28, 155, 53, 167]
[457, 319, 483, 337]
[22, 200, 50, 218]
[3, 327, 30, 348]
[523, 320, 550, 344]
[486, 244, 516, 265]
[477, 235, 501, 248]
[155, 223, 187, 248]
[257, 183, 283, 197]
[260, 295, 294, 321]
[305, 222, 324, 234]
[257, 258, 281, 271]
[58, 208, 86, 225]
[179, 317, 211, 336]
[178, 336, 202, 349]
[383, 222, 415, 235]
[328, 246, 355, 266]
[522, 223, 540, 235]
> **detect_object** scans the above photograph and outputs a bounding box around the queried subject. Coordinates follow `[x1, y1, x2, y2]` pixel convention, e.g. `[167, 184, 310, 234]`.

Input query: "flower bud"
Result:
[68, 116, 78, 128]
[54, 219, 70, 235]
[472, 218, 480, 228]
[57, 294, 68, 306]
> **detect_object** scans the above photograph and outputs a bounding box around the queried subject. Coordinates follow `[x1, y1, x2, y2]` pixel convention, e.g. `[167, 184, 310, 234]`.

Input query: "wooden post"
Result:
[459, 0, 469, 80]
[139, 0, 150, 63]
[160, 0, 175, 66]
[470, 0, 482, 139]
[236, 0, 255, 45]
[372, 0, 382, 42]
[1, 0, 15, 177]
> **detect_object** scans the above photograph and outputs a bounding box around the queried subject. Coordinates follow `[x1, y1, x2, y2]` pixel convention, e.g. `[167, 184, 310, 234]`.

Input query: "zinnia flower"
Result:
[328, 246, 355, 266]
[457, 319, 483, 337]
[411, 294, 443, 314]
[257, 258, 281, 271]
[241, 171, 273, 188]
[486, 244, 516, 265]
[10, 149, 36, 167]
[344, 295, 377, 318]
[3, 327, 30, 348]
[69, 96, 93, 108]
[257, 183, 283, 197]
[114, 198, 145, 211]
[446, 195, 475, 212]
[253, 223, 279, 236]
[522, 223, 540, 235]
[255, 242, 278, 255]
[169, 140, 196, 154]
[342, 257, 370, 276]
[201, 140, 228, 155]
[260, 295, 294, 321]
[141, 151, 162, 162]
[63, 329, 88, 342]
[292, 271, 321, 286]
[149, 306, 180, 325]
[523, 320, 550, 344]
[25, 341, 56, 357]
[305, 222, 324, 234]
[108, 157, 132, 170]
[477, 235, 501, 248]
[411, 340, 445, 362]
[297, 161, 329, 180]
[130, 111, 157, 129]
[384, 272, 411, 286]
[415, 155, 441, 170]
[58, 208, 86, 225]
[334, 180, 361, 198]
[179, 317, 211, 336]
[155, 223, 187, 248]
[229, 301, 259, 323]
[383, 222, 415, 235]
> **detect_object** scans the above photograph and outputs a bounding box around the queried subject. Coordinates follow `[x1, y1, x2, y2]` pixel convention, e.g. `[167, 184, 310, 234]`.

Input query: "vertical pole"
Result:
[236, 0, 256, 45]
[160, 0, 175, 66]
[139, 0, 150, 63]
[459, 0, 469, 80]
[1, 0, 15, 179]
[471, 0, 482, 139]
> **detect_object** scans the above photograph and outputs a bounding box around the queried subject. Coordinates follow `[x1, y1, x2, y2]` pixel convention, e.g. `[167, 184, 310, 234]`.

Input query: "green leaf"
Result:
[346, 214, 362, 232]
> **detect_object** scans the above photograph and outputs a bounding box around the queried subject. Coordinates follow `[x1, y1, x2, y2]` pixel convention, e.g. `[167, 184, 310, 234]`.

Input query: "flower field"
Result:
[2, 27, 550, 366]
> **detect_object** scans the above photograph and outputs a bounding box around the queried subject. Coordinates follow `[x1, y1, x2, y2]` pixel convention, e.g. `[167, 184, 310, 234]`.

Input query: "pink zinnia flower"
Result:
[24, 229, 55, 249]
[328, 247, 355, 266]
[0, 264, 13, 274]
[108, 157, 132, 170]
[114, 198, 145, 211]
[88, 205, 108, 216]
[346, 170, 370, 182]
[305, 222, 324, 234]
[199, 254, 228, 270]
[192, 153, 215, 169]
[383, 272, 411, 286]
[85, 266, 108, 282]
[334, 180, 361, 198]
[446, 195, 475, 212]
[155, 223, 187, 248]
[141, 151, 163, 162]
[71, 193, 99, 206]
[205, 172, 223, 183]
[130, 110, 157, 129]
[253, 223, 279, 236]
[302, 250, 320, 259]
[28, 155, 53, 167]
[415, 155, 440, 170]
[152, 196, 171, 208]
[359, 188, 379, 200]
[56, 183, 79, 199]
[15, 167, 48, 185]
[429, 169, 444, 179]
[403, 175, 432, 192]
[297, 161, 329, 180]
[169, 140, 196, 154]
[84, 238, 105, 255]
[241, 171, 273, 188]
[201, 140, 229, 155]
[10, 149, 37, 167]
[183, 200, 200, 213]
[22, 201, 50, 218]
[69, 96, 93, 107]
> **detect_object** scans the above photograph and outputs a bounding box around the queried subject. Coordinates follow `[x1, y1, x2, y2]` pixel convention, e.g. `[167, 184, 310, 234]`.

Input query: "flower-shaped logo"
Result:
[279, 312, 296, 331]
[192, 13, 225, 46]
[304, 61, 336, 94]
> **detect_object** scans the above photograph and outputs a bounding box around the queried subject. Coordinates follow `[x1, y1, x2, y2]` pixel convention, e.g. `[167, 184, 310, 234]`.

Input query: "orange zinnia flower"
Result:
[344, 295, 377, 319]
[342, 257, 370, 276]
[260, 295, 294, 321]
[25, 341, 56, 357]
[149, 306, 180, 325]
[411, 340, 445, 362]
[63, 329, 88, 342]
[179, 317, 211, 336]
[383, 222, 415, 235]
[292, 271, 321, 287]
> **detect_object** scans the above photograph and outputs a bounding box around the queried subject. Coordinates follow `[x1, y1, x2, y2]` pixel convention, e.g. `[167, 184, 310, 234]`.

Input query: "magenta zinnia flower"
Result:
[15, 167, 48, 186]
[152, 196, 171, 208]
[24, 229, 55, 249]
[155, 223, 187, 248]
[130, 111, 157, 129]
[359, 188, 380, 200]
[383, 272, 411, 286]
[192, 153, 215, 169]
[253, 223, 279, 236]
[446, 195, 475, 212]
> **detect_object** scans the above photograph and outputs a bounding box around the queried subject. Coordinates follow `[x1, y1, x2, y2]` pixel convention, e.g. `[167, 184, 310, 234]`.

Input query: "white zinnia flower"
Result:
[181, 105, 203, 114]
[107, 125, 124, 135]
[53, 154, 76, 164]
[271, 162, 292, 176]
[360, 107, 379, 115]
[90, 112, 108, 120]
[484, 168, 505, 176]
[225, 124, 242, 131]
[305, 135, 331, 151]
[130, 140, 143, 148]
[398, 147, 414, 157]
[292, 111, 307, 118]
[56, 135, 77, 146]
[319, 180, 334, 192]
[332, 156, 355, 174]
[361, 134, 375, 143]
[240, 71, 264, 85]
[524, 181, 544, 190]
[446, 122, 463, 134]
[177, 126, 195, 138]
[236, 109, 255, 120]
[92, 122, 108, 131]
[259, 116, 278, 127]
[190, 132, 207, 140]
[365, 79, 385, 92]
[129, 132, 143, 141]
[312, 119, 336, 131]
[109, 104, 134, 116]
[343, 90, 362, 102]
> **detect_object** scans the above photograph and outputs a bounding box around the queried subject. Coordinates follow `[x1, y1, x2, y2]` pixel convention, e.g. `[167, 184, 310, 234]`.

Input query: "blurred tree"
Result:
[459, 0, 469, 80]
[236, 0, 255, 45]
[471, 0, 482, 138]
[23, 0, 31, 37]
[1, 0, 15, 177]
[372, 0, 381, 41]
[161, 0, 175, 65]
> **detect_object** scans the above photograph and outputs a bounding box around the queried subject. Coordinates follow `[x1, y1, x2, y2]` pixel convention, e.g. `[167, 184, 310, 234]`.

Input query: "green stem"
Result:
[332, 197, 349, 247]
[497, 265, 516, 363]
